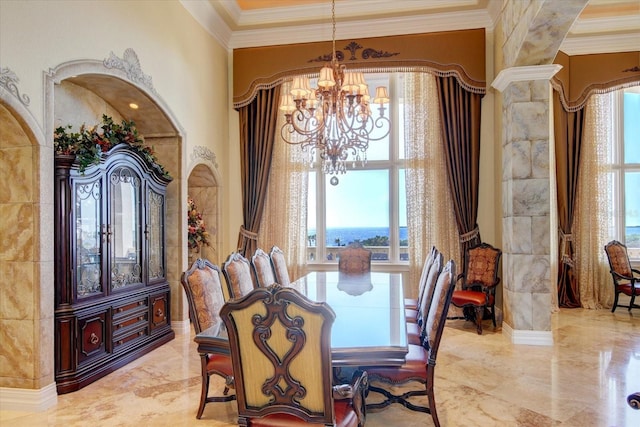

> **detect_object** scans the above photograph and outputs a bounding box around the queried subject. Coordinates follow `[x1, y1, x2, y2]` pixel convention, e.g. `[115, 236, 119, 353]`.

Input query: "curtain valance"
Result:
[552, 50, 640, 112]
[233, 28, 486, 108]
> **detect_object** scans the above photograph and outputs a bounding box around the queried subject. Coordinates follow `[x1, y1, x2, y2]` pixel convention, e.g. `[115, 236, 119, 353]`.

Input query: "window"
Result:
[610, 87, 640, 260]
[307, 73, 408, 264]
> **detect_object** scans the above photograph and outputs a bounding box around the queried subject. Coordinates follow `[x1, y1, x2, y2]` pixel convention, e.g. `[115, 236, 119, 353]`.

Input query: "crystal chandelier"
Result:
[279, 0, 390, 182]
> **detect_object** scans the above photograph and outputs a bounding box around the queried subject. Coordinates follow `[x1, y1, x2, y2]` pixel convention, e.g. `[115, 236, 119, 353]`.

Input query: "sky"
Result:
[307, 84, 640, 231]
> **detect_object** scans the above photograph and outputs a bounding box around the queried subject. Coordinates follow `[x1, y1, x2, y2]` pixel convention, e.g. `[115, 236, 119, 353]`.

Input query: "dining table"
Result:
[195, 270, 409, 368]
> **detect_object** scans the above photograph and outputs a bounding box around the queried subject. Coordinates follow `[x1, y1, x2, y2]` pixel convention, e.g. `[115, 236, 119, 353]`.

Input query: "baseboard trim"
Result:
[172, 319, 191, 335]
[0, 383, 58, 412]
[502, 322, 553, 346]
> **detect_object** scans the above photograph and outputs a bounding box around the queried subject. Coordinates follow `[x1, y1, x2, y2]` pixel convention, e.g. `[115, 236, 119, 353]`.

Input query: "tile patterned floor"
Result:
[2, 306, 639, 426]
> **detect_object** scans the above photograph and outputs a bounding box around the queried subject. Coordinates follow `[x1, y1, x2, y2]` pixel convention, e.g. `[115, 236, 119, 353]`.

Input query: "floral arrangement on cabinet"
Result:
[187, 198, 211, 250]
[54, 114, 170, 177]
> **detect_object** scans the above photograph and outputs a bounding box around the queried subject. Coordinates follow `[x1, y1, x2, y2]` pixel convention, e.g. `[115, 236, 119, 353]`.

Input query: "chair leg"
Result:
[197, 357, 210, 419]
[612, 292, 620, 313]
[474, 306, 483, 335]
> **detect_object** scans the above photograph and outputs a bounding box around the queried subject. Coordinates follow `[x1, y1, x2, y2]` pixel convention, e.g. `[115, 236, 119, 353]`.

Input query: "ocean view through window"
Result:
[306, 73, 408, 264]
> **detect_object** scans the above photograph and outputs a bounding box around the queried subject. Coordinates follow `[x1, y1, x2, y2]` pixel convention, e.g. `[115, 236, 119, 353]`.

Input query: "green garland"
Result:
[54, 114, 171, 178]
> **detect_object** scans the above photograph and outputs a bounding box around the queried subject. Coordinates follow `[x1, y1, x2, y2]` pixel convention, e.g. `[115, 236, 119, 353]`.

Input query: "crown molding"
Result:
[491, 64, 563, 92]
[569, 15, 640, 35]
[180, 0, 232, 50]
[229, 10, 493, 49]
[560, 32, 640, 55]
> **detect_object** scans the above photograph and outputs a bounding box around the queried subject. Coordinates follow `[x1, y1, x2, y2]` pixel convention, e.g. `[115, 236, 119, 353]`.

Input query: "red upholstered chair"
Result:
[363, 260, 456, 427]
[604, 240, 640, 312]
[220, 284, 368, 427]
[269, 245, 292, 287]
[338, 242, 372, 275]
[450, 243, 502, 335]
[180, 259, 235, 419]
[250, 247, 277, 288]
[222, 251, 255, 299]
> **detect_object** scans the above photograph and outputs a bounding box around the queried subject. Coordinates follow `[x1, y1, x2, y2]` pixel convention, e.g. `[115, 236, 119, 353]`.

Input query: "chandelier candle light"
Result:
[279, 0, 390, 184]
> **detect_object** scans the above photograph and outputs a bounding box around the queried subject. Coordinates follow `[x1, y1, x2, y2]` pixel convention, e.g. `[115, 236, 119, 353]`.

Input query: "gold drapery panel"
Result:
[552, 50, 640, 112]
[233, 29, 486, 108]
[404, 73, 460, 300]
[574, 93, 615, 309]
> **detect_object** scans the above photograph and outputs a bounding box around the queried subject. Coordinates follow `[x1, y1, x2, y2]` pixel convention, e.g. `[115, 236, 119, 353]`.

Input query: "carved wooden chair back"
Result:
[604, 240, 640, 312]
[251, 248, 277, 288]
[220, 285, 366, 426]
[269, 245, 291, 287]
[338, 242, 372, 275]
[222, 251, 255, 300]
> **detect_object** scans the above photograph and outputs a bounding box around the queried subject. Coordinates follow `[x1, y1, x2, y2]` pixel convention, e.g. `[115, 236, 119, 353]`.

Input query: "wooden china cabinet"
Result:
[54, 144, 174, 394]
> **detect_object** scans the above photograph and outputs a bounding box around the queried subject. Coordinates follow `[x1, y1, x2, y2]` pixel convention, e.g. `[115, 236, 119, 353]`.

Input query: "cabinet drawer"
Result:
[113, 298, 148, 320]
[113, 326, 149, 350]
[150, 292, 170, 331]
[78, 311, 108, 365]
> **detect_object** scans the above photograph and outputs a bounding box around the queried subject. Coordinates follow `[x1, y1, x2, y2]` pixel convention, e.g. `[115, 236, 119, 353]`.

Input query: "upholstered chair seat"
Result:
[451, 289, 494, 307]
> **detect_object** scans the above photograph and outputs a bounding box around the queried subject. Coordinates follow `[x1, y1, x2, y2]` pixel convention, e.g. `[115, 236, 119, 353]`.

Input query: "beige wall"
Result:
[0, 0, 241, 392]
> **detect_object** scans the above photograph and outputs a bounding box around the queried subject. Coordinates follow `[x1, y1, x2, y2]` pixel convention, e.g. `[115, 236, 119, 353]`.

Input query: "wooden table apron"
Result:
[195, 271, 409, 367]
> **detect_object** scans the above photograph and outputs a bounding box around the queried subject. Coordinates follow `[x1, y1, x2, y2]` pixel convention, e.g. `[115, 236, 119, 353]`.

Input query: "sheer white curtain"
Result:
[574, 92, 615, 308]
[404, 72, 460, 299]
[258, 80, 308, 282]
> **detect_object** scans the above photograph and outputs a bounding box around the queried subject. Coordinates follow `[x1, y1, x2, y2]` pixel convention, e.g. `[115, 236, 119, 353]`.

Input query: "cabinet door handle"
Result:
[155, 308, 164, 317]
[89, 333, 99, 345]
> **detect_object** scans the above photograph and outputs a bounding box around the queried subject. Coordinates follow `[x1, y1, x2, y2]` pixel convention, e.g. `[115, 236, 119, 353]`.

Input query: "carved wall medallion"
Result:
[191, 145, 219, 170]
[0, 67, 30, 106]
[103, 48, 157, 95]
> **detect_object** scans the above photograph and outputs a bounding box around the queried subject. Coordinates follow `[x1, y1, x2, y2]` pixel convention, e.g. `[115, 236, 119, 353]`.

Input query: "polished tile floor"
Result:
[2, 305, 639, 426]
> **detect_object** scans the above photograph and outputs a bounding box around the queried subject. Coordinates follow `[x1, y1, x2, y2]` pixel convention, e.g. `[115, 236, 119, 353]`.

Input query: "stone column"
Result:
[493, 65, 562, 345]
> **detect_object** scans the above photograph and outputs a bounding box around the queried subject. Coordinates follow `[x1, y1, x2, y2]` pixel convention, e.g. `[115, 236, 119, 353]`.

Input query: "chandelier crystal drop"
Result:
[279, 0, 390, 181]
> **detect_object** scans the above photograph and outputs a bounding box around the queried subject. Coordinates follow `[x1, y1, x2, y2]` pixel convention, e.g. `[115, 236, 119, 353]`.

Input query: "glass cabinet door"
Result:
[75, 179, 103, 298]
[147, 189, 165, 282]
[109, 166, 142, 291]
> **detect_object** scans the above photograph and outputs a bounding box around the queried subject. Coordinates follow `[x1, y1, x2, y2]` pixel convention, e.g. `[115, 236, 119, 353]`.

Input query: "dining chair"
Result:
[449, 242, 502, 334]
[363, 259, 456, 427]
[404, 246, 437, 310]
[604, 240, 640, 312]
[407, 251, 443, 345]
[250, 247, 277, 287]
[338, 242, 372, 275]
[269, 245, 291, 287]
[180, 259, 236, 419]
[221, 251, 255, 299]
[405, 247, 440, 323]
[220, 284, 368, 426]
